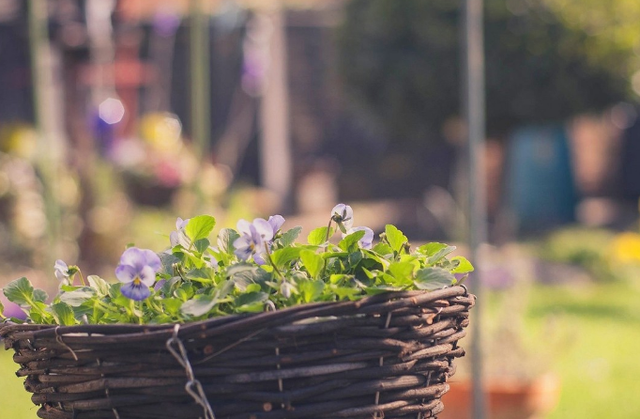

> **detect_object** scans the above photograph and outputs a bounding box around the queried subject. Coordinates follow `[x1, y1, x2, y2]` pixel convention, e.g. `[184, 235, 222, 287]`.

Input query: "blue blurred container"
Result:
[506, 124, 576, 231]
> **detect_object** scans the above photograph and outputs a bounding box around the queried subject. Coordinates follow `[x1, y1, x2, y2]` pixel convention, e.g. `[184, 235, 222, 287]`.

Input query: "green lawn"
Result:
[0, 349, 37, 418]
[526, 282, 640, 418]
[1, 281, 638, 418]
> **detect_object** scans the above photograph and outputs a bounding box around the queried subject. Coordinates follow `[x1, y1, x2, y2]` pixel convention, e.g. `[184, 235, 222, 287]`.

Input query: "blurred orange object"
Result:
[440, 374, 560, 419]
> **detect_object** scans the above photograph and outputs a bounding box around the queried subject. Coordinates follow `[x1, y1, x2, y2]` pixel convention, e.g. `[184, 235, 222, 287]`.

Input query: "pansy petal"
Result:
[118, 247, 145, 269]
[121, 282, 151, 301]
[234, 246, 253, 261]
[233, 235, 251, 249]
[54, 259, 69, 282]
[54, 259, 68, 272]
[115, 264, 137, 283]
[140, 249, 162, 272]
[268, 215, 285, 234]
[170, 231, 179, 247]
[358, 227, 374, 249]
[236, 219, 252, 236]
[331, 204, 354, 230]
[331, 203, 344, 216]
[154, 279, 167, 291]
[253, 252, 267, 266]
[252, 218, 273, 241]
[343, 218, 354, 231]
[138, 265, 158, 287]
[207, 256, 218, 270]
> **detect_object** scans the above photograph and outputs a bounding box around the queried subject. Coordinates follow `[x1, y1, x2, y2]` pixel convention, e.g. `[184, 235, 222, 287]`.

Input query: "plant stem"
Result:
[264, 243, 284, 280]
[323, 219, 333, 252]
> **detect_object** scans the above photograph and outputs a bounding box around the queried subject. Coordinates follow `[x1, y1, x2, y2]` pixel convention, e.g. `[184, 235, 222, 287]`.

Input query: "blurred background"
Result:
[1, 0, 640, 418]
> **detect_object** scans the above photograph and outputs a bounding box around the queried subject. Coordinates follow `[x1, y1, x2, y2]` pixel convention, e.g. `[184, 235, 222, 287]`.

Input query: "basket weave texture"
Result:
[1, 286, 474, 419]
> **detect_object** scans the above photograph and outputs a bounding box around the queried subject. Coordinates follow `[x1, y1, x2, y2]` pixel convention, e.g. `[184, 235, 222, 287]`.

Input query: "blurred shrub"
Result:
[538, 227, 620, 282]
[337, 0, 636, 143]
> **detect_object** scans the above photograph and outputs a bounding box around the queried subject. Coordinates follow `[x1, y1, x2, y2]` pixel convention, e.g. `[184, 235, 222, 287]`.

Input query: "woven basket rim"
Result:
[0, 286, 472, 340]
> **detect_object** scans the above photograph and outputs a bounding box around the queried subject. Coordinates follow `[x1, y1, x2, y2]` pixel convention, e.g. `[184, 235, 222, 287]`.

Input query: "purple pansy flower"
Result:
[54, 259, 78, 287]
[170, 217, 190, 248]
[233, 218, 274, 265]
[331, 204, 354, 233]
[115, 247, 162, 301]
[345, 226, 374, 250]
[268, 214, 285, 236]
[54, 259, 71, 284]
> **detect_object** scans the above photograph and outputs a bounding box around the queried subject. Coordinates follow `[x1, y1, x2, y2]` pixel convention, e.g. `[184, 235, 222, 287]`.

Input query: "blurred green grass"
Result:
[527, 282, 640, 418]
[1, 281, 639, 418]
[0, 349, 36, 418]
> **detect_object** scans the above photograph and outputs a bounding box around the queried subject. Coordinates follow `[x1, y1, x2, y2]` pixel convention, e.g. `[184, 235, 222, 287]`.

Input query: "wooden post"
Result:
[259, 5, 293, 212]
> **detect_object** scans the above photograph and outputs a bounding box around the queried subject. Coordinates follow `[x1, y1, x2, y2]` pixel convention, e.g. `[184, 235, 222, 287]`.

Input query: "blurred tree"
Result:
[337, 0, 638, 142]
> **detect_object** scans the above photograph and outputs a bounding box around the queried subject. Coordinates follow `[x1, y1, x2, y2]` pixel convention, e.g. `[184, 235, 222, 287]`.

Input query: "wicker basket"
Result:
[1, 286, 474, 419]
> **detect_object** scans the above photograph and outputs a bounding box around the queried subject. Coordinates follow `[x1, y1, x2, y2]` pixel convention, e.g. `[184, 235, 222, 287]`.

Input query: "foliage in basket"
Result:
[1, 204, 473, 325]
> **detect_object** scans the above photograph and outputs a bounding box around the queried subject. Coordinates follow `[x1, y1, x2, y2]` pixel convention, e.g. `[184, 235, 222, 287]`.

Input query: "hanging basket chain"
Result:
[166, 324, 216, 419]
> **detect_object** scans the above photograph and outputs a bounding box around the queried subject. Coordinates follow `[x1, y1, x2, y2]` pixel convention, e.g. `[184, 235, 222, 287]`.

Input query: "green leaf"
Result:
[30, 302, 55, 324]
[245, 283, 262, 293]
[183, 251, 205, 269]
[3, 277, 34, 306]
[181, 294, 218, 317]
[298, 280, 324, 303]
[174, 282, 195, 301]
[217, 228, 240, 255]
[348, 251, 363, 267]
[363, 284, 403, 295]
[33, 289, 48, 303]
[162, 298, 183, 315]
[0, 299, 5, 318]
[418, 242, 448, 256]
[271, 247, 302, 268]
[308, 227, 329, 245]
[88, 275, 110, 296]
[377, 271, 411, 288]
[363, 249, 391, 269]
[194, 238, 210, 254]
[159, 252, 180, 275]
[372, 243, 393, 256]
[385, 225, 408, 253]
[234, 292, 269, 313]
[418, 242, 457, 264]
[339, 230, 365, 252]
[300, 250, 324, 279]
[185, 215, 216, 242]
[186, 269, 212, 283]
[59, 288, 97, 307]
[329, 274, 350, 284]
[329, 285, 361, 300]
[279, 226, 302, 247]
[388, 261, 416, 281]
[230, 265, 270, 290]
[50, 302, 77, 326]
[450, 256, 474, 274]
[414, 267, 456, 290]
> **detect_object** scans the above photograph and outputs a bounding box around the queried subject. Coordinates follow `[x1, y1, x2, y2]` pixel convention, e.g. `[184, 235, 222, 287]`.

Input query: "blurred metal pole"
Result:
[462, 0, 488, 418]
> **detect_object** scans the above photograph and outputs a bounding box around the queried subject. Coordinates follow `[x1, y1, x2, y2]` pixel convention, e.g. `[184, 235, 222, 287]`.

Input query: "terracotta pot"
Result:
[440, 374, 560, 419]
